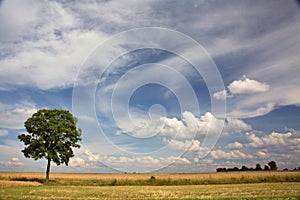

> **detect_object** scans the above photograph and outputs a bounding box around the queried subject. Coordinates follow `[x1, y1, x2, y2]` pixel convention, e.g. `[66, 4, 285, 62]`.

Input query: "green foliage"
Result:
[18, 109, 81, 166]
[255, 164, 262, 171]
[268, 161, 278, 171]
[217, 161, 278, 172]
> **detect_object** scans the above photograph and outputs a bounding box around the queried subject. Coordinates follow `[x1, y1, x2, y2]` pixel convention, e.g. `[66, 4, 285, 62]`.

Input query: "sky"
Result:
[0, 0, 299, 173]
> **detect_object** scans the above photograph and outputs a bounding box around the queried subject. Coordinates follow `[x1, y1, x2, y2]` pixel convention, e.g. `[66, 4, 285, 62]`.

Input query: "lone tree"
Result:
[18, 109, 82, 183]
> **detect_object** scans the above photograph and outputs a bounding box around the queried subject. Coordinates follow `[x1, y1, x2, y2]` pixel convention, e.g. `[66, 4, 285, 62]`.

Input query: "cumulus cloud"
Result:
[159, 111, 251, 138]
[228, 76, 270, 95]
[0, 157, 23, 166]
[168, 156, 191, 165]
[210, 149, 253, 160]
[163, 138, 201, 152]
[246, 131, 294, 148]
[159, 111, 202, 139]
[256, 150, 268, 158]
[213, 90, 233, 100]
[227, 141, 243, 149]
[69, 157, 85, 167]
[84, 150, 99, 162]
[99, 155, 191, 166]
[159, 111, 225, 139]
[83, 149, 193, 170]
[0, 106, 37, 129]
[225, 117, 252, 134]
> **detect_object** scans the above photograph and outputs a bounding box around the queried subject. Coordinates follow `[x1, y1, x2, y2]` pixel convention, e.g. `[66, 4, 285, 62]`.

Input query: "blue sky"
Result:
[0, 0, 300, 173]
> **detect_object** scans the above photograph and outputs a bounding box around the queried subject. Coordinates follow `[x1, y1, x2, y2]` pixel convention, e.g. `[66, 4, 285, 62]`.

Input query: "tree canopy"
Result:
[18, 109, 82, 183]
[216, 161, 278, 172]
[268, 161, 278, 170]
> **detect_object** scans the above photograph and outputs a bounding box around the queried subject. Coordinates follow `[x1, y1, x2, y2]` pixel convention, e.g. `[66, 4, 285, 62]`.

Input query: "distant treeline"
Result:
[216, 161, 278, 172]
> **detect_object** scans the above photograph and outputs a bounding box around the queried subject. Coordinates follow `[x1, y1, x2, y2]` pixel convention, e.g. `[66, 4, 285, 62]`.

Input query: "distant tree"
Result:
[264, 165, 270, 171]
[255, 164, 262, 171]
[18, 109, 82, 183]
[216, 168, 227, 172]
[233, 167, 239, 171]
[298, 167, 300, 170]
[241, 166, 248, 171]
[283, 168, 289, 171]
[268, 161, 278, 170]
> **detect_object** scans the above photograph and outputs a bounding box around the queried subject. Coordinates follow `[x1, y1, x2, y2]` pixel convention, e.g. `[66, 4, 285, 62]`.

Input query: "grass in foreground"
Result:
[1, 182, 300, 200]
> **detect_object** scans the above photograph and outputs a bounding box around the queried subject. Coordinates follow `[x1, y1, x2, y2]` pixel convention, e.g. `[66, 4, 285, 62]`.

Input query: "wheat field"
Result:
[0, 171, 299, 199]
[0, 170, 299, 181]
[0, 171, 300, 182]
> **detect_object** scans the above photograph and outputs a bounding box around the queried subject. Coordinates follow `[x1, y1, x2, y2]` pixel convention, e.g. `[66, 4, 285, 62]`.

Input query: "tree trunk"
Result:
[45, 158, 51, 184]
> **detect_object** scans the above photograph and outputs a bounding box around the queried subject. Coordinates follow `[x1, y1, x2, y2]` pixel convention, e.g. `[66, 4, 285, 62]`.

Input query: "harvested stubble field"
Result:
[0, 171, 299, 199]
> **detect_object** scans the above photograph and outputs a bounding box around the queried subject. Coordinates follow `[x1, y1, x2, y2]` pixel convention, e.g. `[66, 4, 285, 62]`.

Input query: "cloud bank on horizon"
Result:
[0, 0, 299, 172]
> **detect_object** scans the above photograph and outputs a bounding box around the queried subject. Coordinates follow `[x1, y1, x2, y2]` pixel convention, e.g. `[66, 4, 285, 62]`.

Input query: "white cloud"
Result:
[256, 150, 268, 158]
[0, 0, 39, 42]
[69, 157, 85, 167]
[262, 132, 292, 146]
[225, 117, 252, 134]
[168, 156, 191, 165]
[210, 10, 300, 118]
[0, 157, 23, 166]
[0, 129, 8, 136]
[213, 90, 233, 100]
[228, 76, 270, 94]
[159, 111, 201, 139]
[210, 149, 253, 160]
[163, 138, 201, 152]
[84, 150, 99, 162]
[159, 112, 250, 138]
[230, 103, 275, 119]
[0, 29, 107, 90]
[189, 140, 201, 152]
[246, 131, 295, 148]
[83, 149, 192, 170]
[98, 155, 191, 167]
[0, 106, 37, 129]
[227, 141, 243, 149]
[246, 133, 265, 148]
[0, 0, 108, 90]
[159, 111, 224, 139]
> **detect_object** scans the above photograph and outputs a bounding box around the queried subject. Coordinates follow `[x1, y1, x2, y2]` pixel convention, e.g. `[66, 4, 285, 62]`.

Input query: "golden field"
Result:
[1, 171, 299, 199]
[0, 170, 299, 181]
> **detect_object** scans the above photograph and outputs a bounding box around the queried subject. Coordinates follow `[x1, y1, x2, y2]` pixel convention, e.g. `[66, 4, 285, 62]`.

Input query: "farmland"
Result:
[1, 171, 299, 199]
